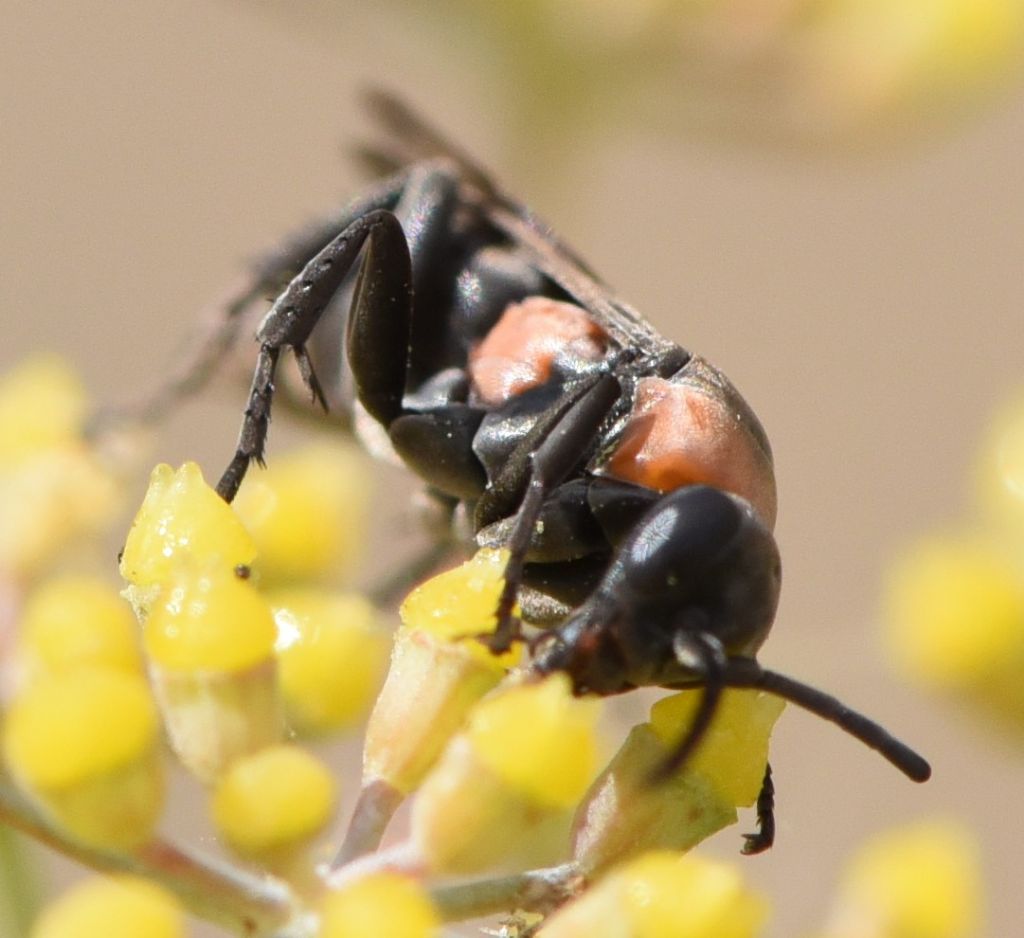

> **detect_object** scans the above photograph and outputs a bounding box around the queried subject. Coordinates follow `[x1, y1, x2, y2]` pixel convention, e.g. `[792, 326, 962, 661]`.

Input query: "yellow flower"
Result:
[362, 549, 519, 795]
[211, 745, 337, 859]
[232, 440, 371, 585]
[120, 462, 256, 592]
[884, 534, 1024, 742]
[574, 689, 784, 873]
[144, 563, 277, 673]
[32, 876, 185, 938]
[270, 588, 389, 735]
[820, 820, 983, 938]
[143, 563, 283, 782]
[538, 850, 768, 938]
[0, 356, 86, 466]
[467, 674, 600, 809]
[16, 575, 142, 685]
[320, 873, 439, 938]
[2, 671, 163, 849]
[410, 675, 601, 874]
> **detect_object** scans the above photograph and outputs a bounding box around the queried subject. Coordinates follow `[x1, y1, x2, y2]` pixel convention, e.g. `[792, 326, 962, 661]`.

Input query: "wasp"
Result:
[212, 93, 929, 855]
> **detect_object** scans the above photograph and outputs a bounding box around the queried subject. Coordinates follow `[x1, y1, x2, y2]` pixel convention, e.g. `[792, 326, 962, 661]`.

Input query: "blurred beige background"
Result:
[2, 1, 1022, 936]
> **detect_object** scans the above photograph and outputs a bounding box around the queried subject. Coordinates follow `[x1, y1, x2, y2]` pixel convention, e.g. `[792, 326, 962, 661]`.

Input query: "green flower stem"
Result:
[0, 820, 41, 935]
[0, 777, 295, 934]
[334, 778, 405, 866]
[431, 863, 583, 922]
[328, 839, 425, 887]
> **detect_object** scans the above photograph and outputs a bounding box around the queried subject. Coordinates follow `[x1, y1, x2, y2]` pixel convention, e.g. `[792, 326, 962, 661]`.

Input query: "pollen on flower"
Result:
[31, 875, 186, 938]
[232, 440, 371, 584]
[269, 588, 389, 735]
[144, 563, 277, 672]
[538, 850, 768, 938]
[319, 872, 440, 938]
[120, 462, 256, 589]
[211, 745, 338, 856]
[821, 820, 983, 938]
[17, 575, 142, 684]
[467, 674, 601, 808]
[648, 689, 785, 805]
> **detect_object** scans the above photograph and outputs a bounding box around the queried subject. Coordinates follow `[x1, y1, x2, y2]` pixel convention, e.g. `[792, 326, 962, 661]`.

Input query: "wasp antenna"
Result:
[649, 634, 727, 783]
[722, 659, 931, 783]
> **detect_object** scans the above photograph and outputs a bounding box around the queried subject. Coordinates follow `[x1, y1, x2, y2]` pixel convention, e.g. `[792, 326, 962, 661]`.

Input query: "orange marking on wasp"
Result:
[606, 375, 778, 528]
[469, 297, 608, 406]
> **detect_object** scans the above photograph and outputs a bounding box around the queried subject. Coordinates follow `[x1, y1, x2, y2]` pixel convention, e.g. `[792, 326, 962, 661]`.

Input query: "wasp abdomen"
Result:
[468, 296, 610, 406]
[603, 358, 777, 528]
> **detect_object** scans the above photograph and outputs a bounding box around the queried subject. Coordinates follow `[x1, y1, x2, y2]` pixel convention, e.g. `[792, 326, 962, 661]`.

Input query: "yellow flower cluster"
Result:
[455, 0, 1023, 144]
[885, 397, 1024, 739]
[0, 355, 986, 937]
[0, 383, 389, 930]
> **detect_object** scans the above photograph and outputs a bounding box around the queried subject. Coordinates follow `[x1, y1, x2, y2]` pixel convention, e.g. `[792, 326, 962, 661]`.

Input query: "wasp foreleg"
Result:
[218, 209, 412, 501]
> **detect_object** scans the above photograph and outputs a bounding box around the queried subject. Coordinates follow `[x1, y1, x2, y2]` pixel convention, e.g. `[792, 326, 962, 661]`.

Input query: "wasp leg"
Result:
[389, 406, 489, 501]
[119, 171, 411, 432]
[217, 209, 413, 501]
[485, 373, 622, 654]
[742, 762, 775, 855]
[356, 165, 465, 407]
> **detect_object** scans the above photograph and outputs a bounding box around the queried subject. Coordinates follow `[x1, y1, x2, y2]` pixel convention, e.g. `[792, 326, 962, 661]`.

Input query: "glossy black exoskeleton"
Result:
[211, 93, 929, 854]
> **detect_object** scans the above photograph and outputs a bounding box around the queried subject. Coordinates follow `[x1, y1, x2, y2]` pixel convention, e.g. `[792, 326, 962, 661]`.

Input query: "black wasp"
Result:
[210, 93, 929, 855]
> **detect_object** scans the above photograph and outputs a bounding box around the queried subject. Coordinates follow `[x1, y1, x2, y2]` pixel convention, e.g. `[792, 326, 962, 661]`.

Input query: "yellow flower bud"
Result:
[120, 462, 256, 591]
[821, 820, 983, 938]
[572, 724, 736, 875]
[16, 575, 142, 685]
[0, 356, 86, 466]
[410, 676, 600, 875]
[32, 876, 185, 938]
[232, 440, 371, 585]
[573, 689, 783, 874]
[885, 536, 1024, 733]
[0, 449, 119, 580]
[648, 689, 785, 806]
[2, 671, 163, 849]
[320, 872, 440, 938]
[467, 674, 600, 809]
[362, 550, 519, 795]
[538, 851, 768, 938]
[144, 564, 283, 782]
[144, 563, 277, 673]
[211, 745, 337, 864]
[270, 588, 389, 735]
